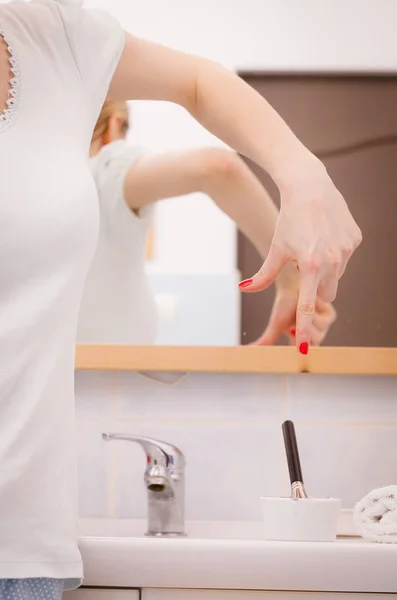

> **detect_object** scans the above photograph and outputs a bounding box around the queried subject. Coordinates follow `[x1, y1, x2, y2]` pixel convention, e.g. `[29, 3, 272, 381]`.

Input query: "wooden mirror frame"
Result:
[75, 346, 397, 376]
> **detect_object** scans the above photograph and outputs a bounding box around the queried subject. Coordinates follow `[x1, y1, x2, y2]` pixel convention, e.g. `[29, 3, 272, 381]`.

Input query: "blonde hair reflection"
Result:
[92, 100, 129, 142]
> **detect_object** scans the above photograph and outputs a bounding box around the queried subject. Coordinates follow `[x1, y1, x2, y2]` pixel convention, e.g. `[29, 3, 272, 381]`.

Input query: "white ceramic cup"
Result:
[260, 496, 341, 542]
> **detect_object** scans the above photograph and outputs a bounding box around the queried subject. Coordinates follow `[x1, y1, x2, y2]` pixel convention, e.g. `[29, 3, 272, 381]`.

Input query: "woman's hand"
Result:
[240, 158, 361, 353]
[251, 263, 337, 349]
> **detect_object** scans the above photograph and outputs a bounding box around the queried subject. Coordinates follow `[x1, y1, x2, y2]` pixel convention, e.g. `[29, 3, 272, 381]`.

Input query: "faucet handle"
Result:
[102, 433, 185, 471]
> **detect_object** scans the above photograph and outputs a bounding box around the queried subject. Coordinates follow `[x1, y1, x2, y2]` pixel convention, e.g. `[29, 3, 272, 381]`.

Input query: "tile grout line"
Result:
[281, 374, 288, 421]
[107, 371, 118, 519]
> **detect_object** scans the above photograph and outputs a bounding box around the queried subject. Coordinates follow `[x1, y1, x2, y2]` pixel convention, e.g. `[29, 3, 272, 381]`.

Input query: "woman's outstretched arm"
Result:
[109, 34, 361, 352]
[123, 147, 278, 260]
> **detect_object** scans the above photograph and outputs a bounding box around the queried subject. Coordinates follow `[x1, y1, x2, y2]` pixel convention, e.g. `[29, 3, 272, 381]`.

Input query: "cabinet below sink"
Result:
[64, 591, 139, 599]
[143, 593, 397, 599]
[65, 590, 397, 599]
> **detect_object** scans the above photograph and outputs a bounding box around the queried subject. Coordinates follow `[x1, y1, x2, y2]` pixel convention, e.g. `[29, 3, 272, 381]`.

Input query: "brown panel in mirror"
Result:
[238, 75, 397, 347]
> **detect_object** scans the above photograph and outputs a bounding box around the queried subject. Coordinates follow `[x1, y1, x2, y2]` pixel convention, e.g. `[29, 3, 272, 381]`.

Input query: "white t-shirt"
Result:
[0, 0, 124, 587]
[77, 141, 158, 344]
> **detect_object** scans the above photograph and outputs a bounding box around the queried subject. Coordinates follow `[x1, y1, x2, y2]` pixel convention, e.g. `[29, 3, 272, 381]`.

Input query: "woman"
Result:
[78, 101, 337, 347]
[0, 0, 360, 596]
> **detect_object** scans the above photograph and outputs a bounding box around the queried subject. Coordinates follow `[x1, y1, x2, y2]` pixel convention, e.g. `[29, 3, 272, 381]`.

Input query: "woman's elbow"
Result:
[198, 147, 244, 188]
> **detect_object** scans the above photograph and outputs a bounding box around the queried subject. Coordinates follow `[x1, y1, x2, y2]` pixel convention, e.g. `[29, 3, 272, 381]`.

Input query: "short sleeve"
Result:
[56, 0, 126, 123]
[90, 141, 153, 244]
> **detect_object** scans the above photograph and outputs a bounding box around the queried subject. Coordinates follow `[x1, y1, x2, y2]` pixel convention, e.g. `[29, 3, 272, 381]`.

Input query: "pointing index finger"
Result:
[296, 269, 320, 354]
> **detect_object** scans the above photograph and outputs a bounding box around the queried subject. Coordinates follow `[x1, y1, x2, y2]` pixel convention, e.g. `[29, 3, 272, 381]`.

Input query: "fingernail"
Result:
[290, 328, 296, 337]
[299, 342, 309, 355]
[239, 279, 253, 289]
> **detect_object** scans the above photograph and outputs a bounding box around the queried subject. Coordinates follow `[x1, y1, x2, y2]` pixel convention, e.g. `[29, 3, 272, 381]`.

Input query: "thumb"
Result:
[254, 322, 281, 346]
[254, 298, 294, 346]
[240, 245, 287, 293]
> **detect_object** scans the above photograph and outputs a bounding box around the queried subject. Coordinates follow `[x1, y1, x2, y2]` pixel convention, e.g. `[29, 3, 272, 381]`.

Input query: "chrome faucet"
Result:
[102, 433, 186, 537]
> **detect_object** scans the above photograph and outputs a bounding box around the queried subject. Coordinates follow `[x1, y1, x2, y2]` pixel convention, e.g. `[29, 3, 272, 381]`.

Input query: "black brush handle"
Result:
[282, 420, 304, 485]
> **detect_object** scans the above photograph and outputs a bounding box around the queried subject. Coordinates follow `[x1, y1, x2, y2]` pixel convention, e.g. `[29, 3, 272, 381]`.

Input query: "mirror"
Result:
[79, 4, 397, 348]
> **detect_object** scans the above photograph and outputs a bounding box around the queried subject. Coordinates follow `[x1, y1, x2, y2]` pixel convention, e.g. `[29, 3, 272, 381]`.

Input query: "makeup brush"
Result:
[282, 420, 308, 499]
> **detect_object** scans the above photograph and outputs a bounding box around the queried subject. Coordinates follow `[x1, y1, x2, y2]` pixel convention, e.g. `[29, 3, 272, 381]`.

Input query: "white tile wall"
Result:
[286, 375, 397, 424]
[115, 373, 283, 421]
[76, 420, 113, 518]
[292, 425, 397, 506]
[75, 371, 397, 520]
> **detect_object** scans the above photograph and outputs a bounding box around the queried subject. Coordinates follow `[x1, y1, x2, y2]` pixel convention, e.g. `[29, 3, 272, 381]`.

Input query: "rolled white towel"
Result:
[354, 485, 397, 543]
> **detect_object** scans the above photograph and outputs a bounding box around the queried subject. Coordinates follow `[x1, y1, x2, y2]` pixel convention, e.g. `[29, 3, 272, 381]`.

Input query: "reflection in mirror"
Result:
[77, 100, 290, 346]
[77, 76, 396, 348]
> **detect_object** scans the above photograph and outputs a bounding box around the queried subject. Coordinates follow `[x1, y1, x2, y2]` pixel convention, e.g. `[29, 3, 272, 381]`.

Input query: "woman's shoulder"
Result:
[90, 141, 153, 225]
[29, 0, 83, 14]
[2, 0, 60, 19]
[0, 0, 70, 55]
[91, 141, 148, 177]
[90, 141, 148, 203]
[2, 0, 118, 34]
[6, 0, 71, 16]
[1, 0, 74, 36]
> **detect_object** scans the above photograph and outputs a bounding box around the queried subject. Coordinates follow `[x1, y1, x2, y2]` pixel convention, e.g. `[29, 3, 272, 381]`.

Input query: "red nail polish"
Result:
[299, 342, 309, 355]
[239, 278, 253, 289]
[290, 328, 296, 337]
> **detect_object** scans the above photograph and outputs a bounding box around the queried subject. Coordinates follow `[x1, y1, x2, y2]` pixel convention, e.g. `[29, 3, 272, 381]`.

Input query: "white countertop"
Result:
[78, 519, 397, 593]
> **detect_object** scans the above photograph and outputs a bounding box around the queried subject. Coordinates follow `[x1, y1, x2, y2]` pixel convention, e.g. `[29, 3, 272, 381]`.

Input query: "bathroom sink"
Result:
[78, 516, 396, 593]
